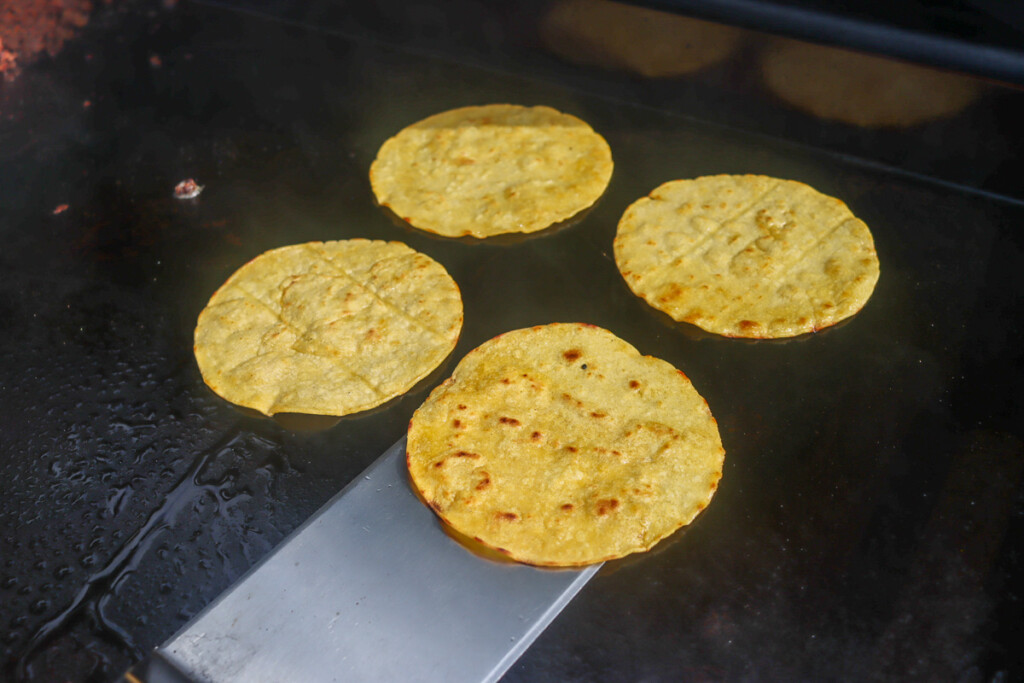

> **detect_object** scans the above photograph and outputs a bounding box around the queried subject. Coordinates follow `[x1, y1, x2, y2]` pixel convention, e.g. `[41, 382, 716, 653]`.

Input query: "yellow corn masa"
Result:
[614, 175, 880, 338]
[407, 323, 724, 566]
[370, 104, 613, 238]
[194, 239, 463, 416]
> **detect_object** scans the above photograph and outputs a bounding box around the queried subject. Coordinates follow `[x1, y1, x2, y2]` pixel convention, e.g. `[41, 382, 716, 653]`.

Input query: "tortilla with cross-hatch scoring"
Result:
[369, 104, 613, 238]
[193, 239, 463, 416]
[406, 323, 724, 566]
[614, 175, 880, 338]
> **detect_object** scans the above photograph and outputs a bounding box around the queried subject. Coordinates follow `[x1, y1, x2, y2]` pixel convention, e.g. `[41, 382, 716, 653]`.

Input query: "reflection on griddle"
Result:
[760, 38, 983, 128]
[540, 0, 743, 79]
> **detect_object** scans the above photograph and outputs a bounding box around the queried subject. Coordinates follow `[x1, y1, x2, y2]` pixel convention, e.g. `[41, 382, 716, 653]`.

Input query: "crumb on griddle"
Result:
[173, 178, 203, 199]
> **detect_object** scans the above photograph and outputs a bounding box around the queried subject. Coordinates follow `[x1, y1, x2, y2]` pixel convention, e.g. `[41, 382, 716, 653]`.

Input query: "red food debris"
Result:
[0, 42, 16, 77]
[149, 53, 161, 68]
[0, 0, 95, 81]
[52, 203, 69, 214]
[173, 178, 203, 199]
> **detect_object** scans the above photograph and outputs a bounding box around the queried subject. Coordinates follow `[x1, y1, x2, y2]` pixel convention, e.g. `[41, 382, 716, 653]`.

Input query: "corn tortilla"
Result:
[369, 104, 613, 238]
[194, 239, 463, 416]
[614, 175, 880, 338]
[407, 323, 724, 566]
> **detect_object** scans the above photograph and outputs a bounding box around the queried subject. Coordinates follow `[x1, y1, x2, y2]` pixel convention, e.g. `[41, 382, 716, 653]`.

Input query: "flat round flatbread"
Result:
[541, 0, 742, 78]
[194, 239, 463, 416]
[407, 323, 724, 566]
[369, 104, 613, 238]
[614, 175, 880, 338]
[761, 39, 980, 128]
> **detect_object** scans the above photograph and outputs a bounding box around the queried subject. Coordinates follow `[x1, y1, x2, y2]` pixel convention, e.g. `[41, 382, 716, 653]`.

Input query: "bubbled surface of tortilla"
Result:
[194, 240, 463, 416]
[406, 323, 724, 566]
[369, 104, 613, 238]
[614, 175, 880, 338]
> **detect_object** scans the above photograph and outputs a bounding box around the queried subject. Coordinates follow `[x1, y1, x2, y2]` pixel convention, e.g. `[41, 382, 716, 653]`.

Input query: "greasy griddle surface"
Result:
[0, 4, 1021, 682]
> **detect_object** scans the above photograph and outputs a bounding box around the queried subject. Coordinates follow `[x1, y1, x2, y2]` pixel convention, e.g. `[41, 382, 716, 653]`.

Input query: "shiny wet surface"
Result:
[1, 2, 1022, 681]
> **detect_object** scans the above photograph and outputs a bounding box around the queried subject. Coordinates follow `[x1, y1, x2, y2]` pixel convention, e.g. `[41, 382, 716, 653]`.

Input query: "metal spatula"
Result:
[123, 437, 599, 682]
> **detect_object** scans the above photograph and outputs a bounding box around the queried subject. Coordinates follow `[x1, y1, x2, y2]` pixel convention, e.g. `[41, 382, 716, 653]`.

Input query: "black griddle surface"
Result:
[1, 3, 1022, 682]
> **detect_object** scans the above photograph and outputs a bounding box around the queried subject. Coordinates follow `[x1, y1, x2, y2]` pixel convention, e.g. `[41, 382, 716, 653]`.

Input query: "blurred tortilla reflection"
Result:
[761, 38, 982, 128]
[540, 0, 742, 78]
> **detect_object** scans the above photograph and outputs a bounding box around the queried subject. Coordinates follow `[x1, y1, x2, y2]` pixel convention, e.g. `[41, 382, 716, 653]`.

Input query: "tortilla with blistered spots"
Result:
[406, 323, 724, 566]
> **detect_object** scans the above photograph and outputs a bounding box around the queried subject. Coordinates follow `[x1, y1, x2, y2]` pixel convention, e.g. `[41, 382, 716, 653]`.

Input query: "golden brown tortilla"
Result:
[194, 239, 463, 416]
[370, 104, 613, 238]
[407, 323, 724, 566]
[614, 175, 880, 338]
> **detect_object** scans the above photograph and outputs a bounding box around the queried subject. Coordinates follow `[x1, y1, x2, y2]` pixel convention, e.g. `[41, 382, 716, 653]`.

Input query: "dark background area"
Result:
[1, 1, 1022, 681]
[649, 0, 1024, 82]
[187, 0, 1024, 202]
